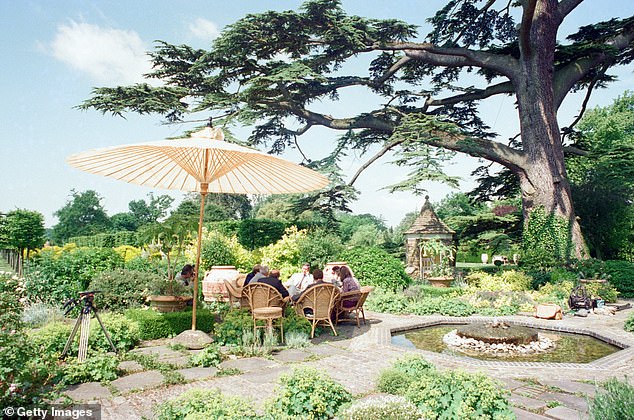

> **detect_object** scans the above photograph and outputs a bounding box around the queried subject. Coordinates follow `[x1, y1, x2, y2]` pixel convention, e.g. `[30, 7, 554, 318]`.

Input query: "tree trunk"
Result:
[513, 0, 588, 259]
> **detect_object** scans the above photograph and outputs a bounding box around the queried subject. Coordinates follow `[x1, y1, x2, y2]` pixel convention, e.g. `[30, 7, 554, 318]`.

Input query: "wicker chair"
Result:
[294, 283, 339, 338]
[335, 285, 374, 327]
[224, 279, 248, 309]
[243, 283, 286, 341]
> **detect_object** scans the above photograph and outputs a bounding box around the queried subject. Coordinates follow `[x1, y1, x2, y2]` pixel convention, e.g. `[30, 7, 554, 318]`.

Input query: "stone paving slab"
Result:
[509, 394, 548, 411]
[540, 379, 597, 397]
[110, 370, 165, 393]
[545, 404, 585, 419]
[272, 348, 314, 363]
[512, 407, 551, 420]
[500, 377, 525, 390]
[239, 365, 291, 384]
[218, 356, 281, 372]
[177, 367, 218, 381]
[131, 345, 182, 358]
[157, 354, 190, 367]
[63, 382, 112, 401]
[118, 360, 144, 373]
[514, 384, 549, 398]
[540, 391, 588, 412]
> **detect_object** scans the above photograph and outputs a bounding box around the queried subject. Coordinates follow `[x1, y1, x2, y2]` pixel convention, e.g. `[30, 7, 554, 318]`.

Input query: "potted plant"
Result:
[420, 239, 456, 287]
[139, 215, 196, 312]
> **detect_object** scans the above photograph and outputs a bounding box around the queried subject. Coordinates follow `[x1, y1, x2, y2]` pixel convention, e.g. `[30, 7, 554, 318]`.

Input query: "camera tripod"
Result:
[61, 291, 117, 362]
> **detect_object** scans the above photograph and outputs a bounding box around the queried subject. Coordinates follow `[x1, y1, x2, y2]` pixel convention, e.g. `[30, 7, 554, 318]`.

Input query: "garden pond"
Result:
[392, 324, 621, 363]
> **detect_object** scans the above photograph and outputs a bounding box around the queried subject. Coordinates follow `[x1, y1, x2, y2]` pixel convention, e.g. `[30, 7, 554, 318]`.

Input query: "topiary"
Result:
[124, 308, 214, 340]
[264, 366, 351, 420]
[341, 247, 411, 291]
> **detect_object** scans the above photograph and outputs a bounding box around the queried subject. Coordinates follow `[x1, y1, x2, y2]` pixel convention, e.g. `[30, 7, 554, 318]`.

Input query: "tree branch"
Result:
[426, 81, 515, 107]
[557, 0, 584, 20]
[349, 139, 407, 186]
[560, 65, 606, 143]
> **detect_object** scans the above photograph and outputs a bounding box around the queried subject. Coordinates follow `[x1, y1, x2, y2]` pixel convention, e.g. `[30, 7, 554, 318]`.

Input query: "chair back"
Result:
[243, 282, 285, 310]
[357, 285, 374, 307]
[297, 283, 339, 318]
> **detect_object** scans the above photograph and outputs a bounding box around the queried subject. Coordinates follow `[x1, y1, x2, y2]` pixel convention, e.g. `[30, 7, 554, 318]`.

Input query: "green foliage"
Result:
[584, 281, 619, 303]
[22, 302, 64, 328]
[237, 218, 286, 250]
[466, 270, 532, 291]
[265, 366, 351, 420]
[89, 269, 164, 311]
[200, 231, 237, 270]
[604, 260, 634, 298]
[625, 312, 634, 332]
[379, 355, 513, 419]
[61, 353, 120, 384]
[340, 395, 423, 420]
[31, 313, 140, 355]
[589, 377, 634, 420]
[5, 209, 46, 256]
[337, 213, 387, 243]
[68, 231, 139, 248]
[155, 388, 257, 420]
[124, 308, 214, 340]
[297, 229, 345, 269]
[25, 246, 125, 303]
[189, 344, 223, 367]
[342, 246, 411, 291]
[522, 207, 573, 269]
[282, 305, 312, 337]
[404, 369, 514, 419]
[213, 308, 252, 346]
[365, 287, 478, 317]
[260, 226, 306, 269]
[52, 189, 111, 243]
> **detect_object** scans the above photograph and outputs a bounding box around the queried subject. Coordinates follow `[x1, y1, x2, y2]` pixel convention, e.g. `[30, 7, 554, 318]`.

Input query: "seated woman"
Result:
[338, 265, 360, 310]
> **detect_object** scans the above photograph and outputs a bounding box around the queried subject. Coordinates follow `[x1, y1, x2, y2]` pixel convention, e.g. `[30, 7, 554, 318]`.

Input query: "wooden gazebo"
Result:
[404, 196, 455, 278]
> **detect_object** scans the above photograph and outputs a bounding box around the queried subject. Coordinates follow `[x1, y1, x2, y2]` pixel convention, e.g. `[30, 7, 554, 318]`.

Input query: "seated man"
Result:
[243, 264, 261, 286]
[257, 269, 289, 299]
[251, 265, 269, 283]
[286, 263, 313, 297]
[291, 269, 325, 303]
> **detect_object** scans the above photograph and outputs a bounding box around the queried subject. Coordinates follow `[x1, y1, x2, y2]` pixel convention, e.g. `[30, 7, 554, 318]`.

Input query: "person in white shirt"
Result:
[286, 263, 313, 297]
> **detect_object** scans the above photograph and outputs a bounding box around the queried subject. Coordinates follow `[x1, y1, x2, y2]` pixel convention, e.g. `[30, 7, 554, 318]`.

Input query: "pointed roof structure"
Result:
[404, 196, 455, 235]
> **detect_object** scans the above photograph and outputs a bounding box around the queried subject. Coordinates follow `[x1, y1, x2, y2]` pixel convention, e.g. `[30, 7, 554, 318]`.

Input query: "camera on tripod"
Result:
[60, 290, 117, 361]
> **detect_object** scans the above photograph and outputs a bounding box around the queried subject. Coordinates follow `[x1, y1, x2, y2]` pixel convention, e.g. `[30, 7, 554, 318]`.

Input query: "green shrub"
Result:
[466, 270, 532, 291]
[189, 344, 223, 367]
[297, 229, 345, 269]
[409, 296, 476, 317]
[584, 281, 619, 303]
[282, 305, 312, 337]
[154, 388, 257, 419]
[31, 313, 140, 355]
[89, 269, 164, 311]
[61, 353, 120, 384]
[377, 355, 435, 395]
[589, 377, 634, 420]
[605, 260, 634, 298]
[213, 309, 252, 345]
[625, 312, 634, 332]
[260, 226, 305, 268]
[1, 272, 59, 408]
[340, 395, 423, 420]
[265, 366, 351, 420]
[404, 369, 514, 419]
[342, 247, 411, 291]
[22, 302, 64, 328]
[124, 308, 214, 340]
[237, 219, 286, 250]
[201, 232, 237, 270]
[25, 246, 125, 304]
[365, 287, 411, 314]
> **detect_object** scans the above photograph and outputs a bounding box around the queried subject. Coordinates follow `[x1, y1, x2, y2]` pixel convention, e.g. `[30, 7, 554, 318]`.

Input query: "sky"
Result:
[1, 0, 633, 229]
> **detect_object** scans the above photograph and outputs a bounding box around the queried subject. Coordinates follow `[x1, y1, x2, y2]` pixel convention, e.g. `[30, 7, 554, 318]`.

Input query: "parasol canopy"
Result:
[67, 126, 329, 330]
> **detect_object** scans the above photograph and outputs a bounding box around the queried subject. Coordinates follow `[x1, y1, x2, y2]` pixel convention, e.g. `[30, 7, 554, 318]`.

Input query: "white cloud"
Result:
[187, 18, 220, 40]
[51, 21, 153, 85]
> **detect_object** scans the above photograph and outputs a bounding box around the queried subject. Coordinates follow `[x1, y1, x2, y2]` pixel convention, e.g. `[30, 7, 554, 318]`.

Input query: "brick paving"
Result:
[65, 303, 634, 419]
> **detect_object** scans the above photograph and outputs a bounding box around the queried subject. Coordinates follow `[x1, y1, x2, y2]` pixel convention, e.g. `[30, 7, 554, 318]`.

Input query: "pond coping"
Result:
[377, 314, 634, 370]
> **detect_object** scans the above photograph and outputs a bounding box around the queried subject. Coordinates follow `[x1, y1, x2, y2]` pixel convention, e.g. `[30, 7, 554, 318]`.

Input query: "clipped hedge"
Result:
[124, 308, 214, 340]
[342, 247, 411, 291]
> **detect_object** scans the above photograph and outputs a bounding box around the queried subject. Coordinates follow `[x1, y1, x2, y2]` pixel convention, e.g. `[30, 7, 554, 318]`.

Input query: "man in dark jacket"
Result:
[257, 269, 289, 299]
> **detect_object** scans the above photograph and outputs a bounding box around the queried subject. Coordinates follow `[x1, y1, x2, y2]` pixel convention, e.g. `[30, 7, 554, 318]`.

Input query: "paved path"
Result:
[64, 304, 634, 419]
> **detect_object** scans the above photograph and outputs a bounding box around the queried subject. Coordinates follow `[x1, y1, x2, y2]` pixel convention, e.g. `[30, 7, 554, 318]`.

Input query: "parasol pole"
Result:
[192, 182, 209, 331]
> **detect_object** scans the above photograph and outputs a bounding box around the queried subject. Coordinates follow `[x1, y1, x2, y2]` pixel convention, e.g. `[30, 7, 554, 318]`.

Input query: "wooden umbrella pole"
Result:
[192, 184, 208, 331]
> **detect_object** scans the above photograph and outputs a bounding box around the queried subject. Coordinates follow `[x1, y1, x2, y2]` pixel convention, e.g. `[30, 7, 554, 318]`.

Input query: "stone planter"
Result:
[202, 265, 240, 302]
[427, 277, 454, 288]
[148, 295, 192, 312]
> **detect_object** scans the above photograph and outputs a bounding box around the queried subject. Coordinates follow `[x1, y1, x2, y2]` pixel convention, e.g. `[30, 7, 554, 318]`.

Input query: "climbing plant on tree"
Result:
[79, 0, 634, 259]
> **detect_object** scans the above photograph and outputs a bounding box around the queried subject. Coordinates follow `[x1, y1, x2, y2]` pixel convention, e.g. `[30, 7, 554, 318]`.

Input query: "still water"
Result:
[392, 325, 620, 363]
